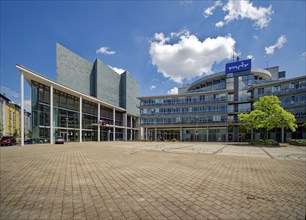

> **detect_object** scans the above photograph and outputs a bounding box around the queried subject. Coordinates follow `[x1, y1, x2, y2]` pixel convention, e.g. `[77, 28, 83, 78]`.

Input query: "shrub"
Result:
[251, 139, 279, 146]
[171, 138, 177, 142]
[288, 139, 306, 146]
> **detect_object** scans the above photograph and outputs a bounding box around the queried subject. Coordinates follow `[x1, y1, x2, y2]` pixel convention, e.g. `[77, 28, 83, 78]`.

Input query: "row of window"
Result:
[140, 93, 227, 106]
[256, 80, 306, 96]
[141, 105, 228, 115]
[32, 81, 127, 122]
[141, 115, 228, 125]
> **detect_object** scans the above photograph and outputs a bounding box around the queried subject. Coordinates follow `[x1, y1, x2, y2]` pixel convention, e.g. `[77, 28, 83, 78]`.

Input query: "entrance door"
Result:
[60, 131, 67, 142]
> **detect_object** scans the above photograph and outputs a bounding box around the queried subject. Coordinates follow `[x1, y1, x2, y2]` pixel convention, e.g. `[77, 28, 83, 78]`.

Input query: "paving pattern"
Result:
[1, 142, 305, 219]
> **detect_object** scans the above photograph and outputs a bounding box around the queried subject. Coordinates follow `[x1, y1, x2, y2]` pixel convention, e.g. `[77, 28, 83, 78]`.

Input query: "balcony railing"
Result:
[139, 98, 227, 107]
[141, 109, 228, 116]
[254, 87, 306, 99]
[140, 120, 228, 126]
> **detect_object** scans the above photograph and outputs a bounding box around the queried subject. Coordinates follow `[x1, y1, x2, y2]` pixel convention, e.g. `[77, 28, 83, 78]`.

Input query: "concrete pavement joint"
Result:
[260, 147, 275, 159]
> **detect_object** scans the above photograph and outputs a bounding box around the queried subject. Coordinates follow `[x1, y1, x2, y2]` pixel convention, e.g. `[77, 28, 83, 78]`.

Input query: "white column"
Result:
[154, 127, 157, 141]
[130, 116, 133, 140]
[98, 103, 100, 142]
[3, 100, 6, 136]
[113, 108, 115, 141]
[123, 113, 127, 141]
[206, 126, 209, 142]
[79, 96, 82, 143]
[50, 85, 53, 144]
[20, 72, 24, 146]
[180, 127, 182, 141]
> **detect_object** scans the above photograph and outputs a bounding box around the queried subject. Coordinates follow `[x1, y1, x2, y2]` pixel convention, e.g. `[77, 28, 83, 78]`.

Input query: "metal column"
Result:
[130, 116, 133, 140]
[50, 85, 53, 144]
[113, 108, 115, 141]
[20, 72, 24, 146]
[98, 103, 100, 142]
[123, 113, 127, 141]
[79, 96, 82, 143]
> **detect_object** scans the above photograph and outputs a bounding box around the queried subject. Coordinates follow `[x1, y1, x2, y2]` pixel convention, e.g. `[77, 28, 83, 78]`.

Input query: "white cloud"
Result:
[265, 35, 287, 55]
[149, 85, 156, 90]
[153, 33, 170, 43]
[215, 21, 225, 28]
[204, 0, 223, 18]
[108, 65, 125, 74]
[96, 47, 116, 55]
[149, 31, 235, 83]
[253, 35, 258, 40]
[23, 100, 31, 112]
[246, 55, 254, 60]
[167, 87, 178, 95]
[217, 0, 273, 29]
[302, 52, 306, 57]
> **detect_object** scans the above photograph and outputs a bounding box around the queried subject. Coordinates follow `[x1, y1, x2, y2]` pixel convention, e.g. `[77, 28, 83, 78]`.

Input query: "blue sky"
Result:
[1, 0, 305, 111]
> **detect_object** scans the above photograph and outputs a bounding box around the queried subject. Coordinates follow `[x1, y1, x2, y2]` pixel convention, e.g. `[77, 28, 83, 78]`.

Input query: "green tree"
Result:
[238, 96, 297, 139]
[27, 130, 32, 138]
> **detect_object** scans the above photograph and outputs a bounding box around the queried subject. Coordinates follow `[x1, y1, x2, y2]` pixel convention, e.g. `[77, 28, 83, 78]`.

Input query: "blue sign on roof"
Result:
[225, 59, 251, 74]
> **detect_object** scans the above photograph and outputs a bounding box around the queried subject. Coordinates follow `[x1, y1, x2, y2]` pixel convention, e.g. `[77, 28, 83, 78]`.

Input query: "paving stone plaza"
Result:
[1, 142, 305, 219]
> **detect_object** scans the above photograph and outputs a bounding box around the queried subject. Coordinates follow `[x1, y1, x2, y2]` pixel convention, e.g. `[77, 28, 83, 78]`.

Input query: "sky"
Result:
[1, 0, 305, 112]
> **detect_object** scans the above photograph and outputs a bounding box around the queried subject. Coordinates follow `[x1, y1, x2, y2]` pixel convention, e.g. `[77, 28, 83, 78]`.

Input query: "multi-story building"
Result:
[0, 93, 31, 138]
[17, 44, 140, 145]
[0, 94, 10, 136]
[138, 59, 306, 142]
[5, 102, 21, 137]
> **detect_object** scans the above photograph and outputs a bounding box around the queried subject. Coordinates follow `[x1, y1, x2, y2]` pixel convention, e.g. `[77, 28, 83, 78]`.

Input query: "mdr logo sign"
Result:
[226, 59, 251, 74]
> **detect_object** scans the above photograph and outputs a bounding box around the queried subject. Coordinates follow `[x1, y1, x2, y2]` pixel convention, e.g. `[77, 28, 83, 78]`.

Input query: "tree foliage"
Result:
[238, 96, 297, 134]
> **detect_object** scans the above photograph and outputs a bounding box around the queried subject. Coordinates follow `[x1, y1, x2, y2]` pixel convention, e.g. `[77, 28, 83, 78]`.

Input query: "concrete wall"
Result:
[96, 59, 121, 107]
[56, 43, 140, 116]
[121, 72, 140, 116]
[56, 43, 94, 96]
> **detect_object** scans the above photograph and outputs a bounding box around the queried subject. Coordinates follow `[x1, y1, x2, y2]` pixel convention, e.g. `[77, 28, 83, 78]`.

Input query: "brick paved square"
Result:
[1, 142, 305, 219]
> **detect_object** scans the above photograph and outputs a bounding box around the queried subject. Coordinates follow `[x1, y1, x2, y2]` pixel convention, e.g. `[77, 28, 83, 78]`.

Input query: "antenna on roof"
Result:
[266, 61, 269, 68]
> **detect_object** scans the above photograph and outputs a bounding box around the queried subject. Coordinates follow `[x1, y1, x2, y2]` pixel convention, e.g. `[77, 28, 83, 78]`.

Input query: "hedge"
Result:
[251, 139, 279, 146]
[288, 139, 306, 146]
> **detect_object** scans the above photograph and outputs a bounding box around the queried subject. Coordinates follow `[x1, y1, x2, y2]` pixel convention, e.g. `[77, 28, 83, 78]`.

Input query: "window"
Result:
[257, 88, 264, 95]
[272, 85, 281, 92]
[291, 96, 295, 104]
[213, 115, 221, 121]
[290, 82, 299, 89]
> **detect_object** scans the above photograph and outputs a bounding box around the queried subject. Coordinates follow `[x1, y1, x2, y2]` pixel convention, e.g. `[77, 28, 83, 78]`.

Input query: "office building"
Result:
[138, 59, 306, 142]
[17, 44, 140, 145]
[0, 93, 31, 138]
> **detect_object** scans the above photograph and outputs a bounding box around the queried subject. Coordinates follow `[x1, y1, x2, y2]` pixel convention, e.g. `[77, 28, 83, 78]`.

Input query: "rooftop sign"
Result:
[225, 59, 251, 74]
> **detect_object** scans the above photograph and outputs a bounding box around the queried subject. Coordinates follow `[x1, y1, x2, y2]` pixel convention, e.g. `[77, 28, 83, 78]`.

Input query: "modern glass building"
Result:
[138, 59, 306, 142]
[17, 44, 140, 145]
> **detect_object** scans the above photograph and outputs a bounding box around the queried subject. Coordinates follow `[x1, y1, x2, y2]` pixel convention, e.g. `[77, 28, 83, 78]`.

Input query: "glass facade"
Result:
[53, 89, 80, 142]
[31, 82, 51, 144]
[31, 81, 138, 143]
